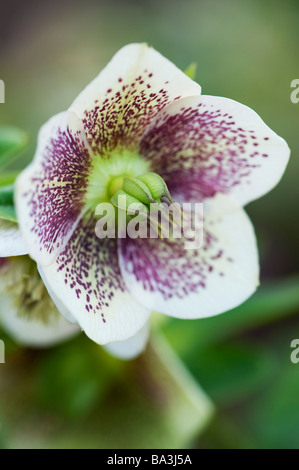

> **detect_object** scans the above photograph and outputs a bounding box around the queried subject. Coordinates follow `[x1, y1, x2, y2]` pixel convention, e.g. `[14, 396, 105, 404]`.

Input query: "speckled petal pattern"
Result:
[118, 194, 259, 318]
[15, 111, 92, 265]
[140, 95, 290, 205]
[70, 43, 202, 155]
[40, 214, 151, 344]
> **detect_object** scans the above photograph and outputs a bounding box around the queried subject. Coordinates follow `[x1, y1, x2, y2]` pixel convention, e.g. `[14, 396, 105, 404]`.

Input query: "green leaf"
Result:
[184, 62, 197, 80]
[163, 275, 299, 356]
[0, 171, 19, 187]
[251, 367, 299, 449]
[0, 205, 17, 222]
[184, 342, 276, 406]
[242, 319, 299, 449]
[0, 184, 14, 206]
[0, 333, 213, 448]
[0, 184, 17, 222]
[0, 127, 28, 170]
[36, 340, 118, 419]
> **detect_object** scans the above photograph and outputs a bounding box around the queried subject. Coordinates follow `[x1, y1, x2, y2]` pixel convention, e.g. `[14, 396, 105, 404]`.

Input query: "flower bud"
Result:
[138, 172, 172, 201]
[111, 189, 149, 216]
[123, 177, 154, 204]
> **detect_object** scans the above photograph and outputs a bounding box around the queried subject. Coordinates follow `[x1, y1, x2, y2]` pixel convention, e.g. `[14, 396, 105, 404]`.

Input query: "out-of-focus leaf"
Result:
[198, 413, 255, 449]
[184, 342, 276, 406]
[195, 311, 299, 449]
[0, 205, 17, 223]
[0, 414, 8, 449]
[0, 172, 19, 187]
[0, 185, 14, 206]
[36, 340, 122, 419]
[195, 313, 299, 449]
[0, 333, 213, 449]
[184, 62, 197, 80]
[0, 127, 28, 170]
[163, 276, 299, 356]
[250, 366, 299, 449]
[0, 184, 17, 222]
[242, 320, 299, 449]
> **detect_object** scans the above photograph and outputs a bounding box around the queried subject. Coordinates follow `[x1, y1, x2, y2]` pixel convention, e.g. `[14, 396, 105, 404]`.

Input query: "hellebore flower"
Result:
[0, 220, 79, 346]
[15, 43, 290, 358]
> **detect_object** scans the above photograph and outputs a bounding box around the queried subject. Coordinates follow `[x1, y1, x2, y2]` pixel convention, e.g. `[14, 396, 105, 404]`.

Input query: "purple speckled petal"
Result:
[15, 111, 92, 266]
[70, 43, 201, 155]
[140, 95, 290, 206]
[118, 194, 259, 319]
[40, 214, 151, 345]
[0, 220, 28, 257]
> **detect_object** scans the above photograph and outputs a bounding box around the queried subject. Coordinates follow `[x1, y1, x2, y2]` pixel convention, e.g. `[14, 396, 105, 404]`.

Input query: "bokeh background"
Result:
[0, 0, 299, 449]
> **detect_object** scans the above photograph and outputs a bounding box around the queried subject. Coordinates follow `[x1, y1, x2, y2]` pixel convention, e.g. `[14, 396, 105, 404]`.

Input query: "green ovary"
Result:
[84, 149, 150, 212]
[108, 175, 126, 198]
[84, 149, 180, 237]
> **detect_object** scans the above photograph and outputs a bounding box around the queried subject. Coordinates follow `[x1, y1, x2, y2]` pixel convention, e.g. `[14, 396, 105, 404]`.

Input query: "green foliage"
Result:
[0, 184, 17, 222]
[184, 342, 276, 406]
[0, 172, 19, 186]
[163, 276, 299, 356]
[36, 338, 123, 419]
[250, 366, 299, 449]
[0, 413, 8, 450]
[0, 127, 28, 171]
[0, 0, 298, 449]
[162, 277, 299, 448]
[0, 334, 213, 448]
[184, 62, 197, 80]
[0, 127, 26, 222]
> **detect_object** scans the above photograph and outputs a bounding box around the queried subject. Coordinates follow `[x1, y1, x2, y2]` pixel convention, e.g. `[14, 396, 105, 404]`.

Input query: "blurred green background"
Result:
[0, 0, 299, 449]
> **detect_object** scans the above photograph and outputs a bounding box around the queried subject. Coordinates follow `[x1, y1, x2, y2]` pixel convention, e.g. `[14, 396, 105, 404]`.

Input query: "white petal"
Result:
[140, 95, 290, 206]
[40, 215, 151, 345]
[0, 293, 80, 347]
[38, 264, 79, 325]
[103, 322, 149, 360]
[70, 43, 201, 154]
[118, 194, 259, 319]
[0, 220, 28, 257]
[15, 111, 91, 266]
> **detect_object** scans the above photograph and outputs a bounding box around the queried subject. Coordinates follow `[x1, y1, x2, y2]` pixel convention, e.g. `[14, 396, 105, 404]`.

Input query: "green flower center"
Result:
[110, 172, 175, 213]
[107, 175, 126, 198]
[85, 149, 182, 237]
[84, 149, 150, 211]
